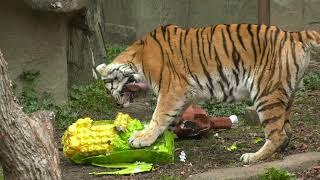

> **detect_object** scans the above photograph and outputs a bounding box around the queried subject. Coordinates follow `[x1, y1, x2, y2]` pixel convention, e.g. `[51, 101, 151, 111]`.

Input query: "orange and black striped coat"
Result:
[97, 24, 320, 163]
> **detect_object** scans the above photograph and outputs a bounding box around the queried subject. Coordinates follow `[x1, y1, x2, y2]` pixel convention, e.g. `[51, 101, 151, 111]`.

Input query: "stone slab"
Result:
[188, 152, 320, 180]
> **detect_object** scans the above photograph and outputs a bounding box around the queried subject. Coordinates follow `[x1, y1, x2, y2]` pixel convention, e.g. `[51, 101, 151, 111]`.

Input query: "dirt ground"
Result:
[57, 87, 320, 180]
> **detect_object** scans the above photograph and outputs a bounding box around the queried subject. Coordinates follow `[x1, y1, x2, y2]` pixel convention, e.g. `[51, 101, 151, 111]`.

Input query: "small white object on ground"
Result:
[214, 133, 219, 137]
[179, 151, 186, 162]
[230, 115, 239, 128]
[229, 115, 238, 124]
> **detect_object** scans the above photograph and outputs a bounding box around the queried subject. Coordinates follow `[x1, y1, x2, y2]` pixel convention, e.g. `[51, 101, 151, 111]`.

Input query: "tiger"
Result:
[96, 24, 320, 163]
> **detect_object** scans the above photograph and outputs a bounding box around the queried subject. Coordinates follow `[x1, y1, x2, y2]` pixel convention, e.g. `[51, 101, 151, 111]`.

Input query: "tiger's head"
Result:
[96, 62, 146, 108]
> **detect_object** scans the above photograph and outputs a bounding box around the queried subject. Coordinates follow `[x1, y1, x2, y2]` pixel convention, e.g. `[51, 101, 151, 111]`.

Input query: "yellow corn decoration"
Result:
[61, 113, 142, 159]
[61, 113, 175, 167]
[114, 113, 139, 132]
[62, 117, 116, 158]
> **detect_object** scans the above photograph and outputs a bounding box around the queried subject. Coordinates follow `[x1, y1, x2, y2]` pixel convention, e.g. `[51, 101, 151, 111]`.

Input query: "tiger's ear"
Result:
[96, 63, 108, 76]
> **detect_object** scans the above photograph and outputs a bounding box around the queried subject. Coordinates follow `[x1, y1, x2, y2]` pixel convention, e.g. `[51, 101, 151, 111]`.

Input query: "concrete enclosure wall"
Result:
[103, 0, 320, 45]
[103, 0, 258, 44]
[270, 0, 320, 70]
[0, 0, 68, 103]
[102, 0, 320, 70]
[271, 0, 320, 31]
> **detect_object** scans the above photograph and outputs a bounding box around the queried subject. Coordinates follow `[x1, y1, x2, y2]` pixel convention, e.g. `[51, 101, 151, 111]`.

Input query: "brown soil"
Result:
[58, 90, 320, 180]
[295, 164, 320, 179]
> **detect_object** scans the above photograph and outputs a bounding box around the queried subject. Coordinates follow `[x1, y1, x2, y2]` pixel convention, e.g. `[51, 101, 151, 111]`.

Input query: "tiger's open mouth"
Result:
[116, 76, 148, 107]
[120, 78, 148, 105]
[121, 77, 137, 103]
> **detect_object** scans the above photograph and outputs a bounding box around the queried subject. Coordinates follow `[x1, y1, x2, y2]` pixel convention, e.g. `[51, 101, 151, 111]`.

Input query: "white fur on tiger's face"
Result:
[96, 63, 145, 108]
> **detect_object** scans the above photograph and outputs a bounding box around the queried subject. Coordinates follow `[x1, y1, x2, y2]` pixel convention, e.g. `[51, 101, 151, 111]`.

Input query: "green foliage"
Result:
[17, 43, 127, 130]
[150, 92, 158, 111]
[19, 69, 40, 82]
[17, 70, 67, 128]
[226, 142, 238, 151]
[302, 72, 320, 91]
[17, 70, 115, 130]
[258, 167, 296, 180]
[17, 45, 126, 130]
[53, 105, 79, 130]
[254, 137, 264, 144]
[198, 100, 251, 117]
[55, 80, 115, 130]
[18, 70, 57, 113]
[105, 44, 127, 64]
[69, 81, 114, 116]
[0, 166, 3, 180]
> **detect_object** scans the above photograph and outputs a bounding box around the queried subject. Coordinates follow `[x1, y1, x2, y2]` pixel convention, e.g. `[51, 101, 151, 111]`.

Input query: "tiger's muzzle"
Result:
[96, 63, 148, 108]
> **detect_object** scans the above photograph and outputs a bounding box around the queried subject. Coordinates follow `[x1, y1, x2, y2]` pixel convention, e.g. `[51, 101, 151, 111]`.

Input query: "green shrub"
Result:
[21, 80, 116, 130]
[17, 70, 57, 113]
[68, 80, 114, 119]
[258, 167, 296, 180]
[0, 166, 3, 180]
[17, 70, 115, 130]
[54, 80, 115, 130]
[303, 72, 320, 91]
[17, 44, 129, 130]
[198, 100, 252, 117]
[105, 44, 127, 64]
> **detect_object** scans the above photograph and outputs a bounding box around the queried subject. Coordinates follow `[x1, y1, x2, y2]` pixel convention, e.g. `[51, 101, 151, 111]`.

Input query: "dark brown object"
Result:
[0, 50, 61, 180]
[258, 0, 270, 25]
[244, 106, 260, 125]
[174, 105, 233, 138]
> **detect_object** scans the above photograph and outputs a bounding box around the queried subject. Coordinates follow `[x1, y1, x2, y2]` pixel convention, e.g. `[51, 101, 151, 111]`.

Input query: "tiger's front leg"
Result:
[129, 92, 187, 148]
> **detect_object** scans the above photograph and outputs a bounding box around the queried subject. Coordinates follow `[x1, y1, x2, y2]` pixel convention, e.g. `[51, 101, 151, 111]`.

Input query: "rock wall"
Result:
[0, 0, 68, 103]
[101, 0, 137, 44]
[67, 0, 106, 89]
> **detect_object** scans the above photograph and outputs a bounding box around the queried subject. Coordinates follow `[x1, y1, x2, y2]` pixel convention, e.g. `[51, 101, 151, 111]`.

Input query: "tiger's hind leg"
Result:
[279, 97, 295, 151]
[240, 89, 292, 163]
[279, 119, 292, 151]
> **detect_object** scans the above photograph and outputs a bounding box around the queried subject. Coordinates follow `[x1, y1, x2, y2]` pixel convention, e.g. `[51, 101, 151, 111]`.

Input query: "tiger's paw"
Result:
[240, 153, 258, 163]
[128, 128, 158, 148]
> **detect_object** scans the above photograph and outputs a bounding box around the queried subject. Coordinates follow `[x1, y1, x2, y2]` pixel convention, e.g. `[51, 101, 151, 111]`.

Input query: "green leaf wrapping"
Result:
[63, 113, 175, 165]
[70, 130, 175, 165]
[89, 162, 153, 175]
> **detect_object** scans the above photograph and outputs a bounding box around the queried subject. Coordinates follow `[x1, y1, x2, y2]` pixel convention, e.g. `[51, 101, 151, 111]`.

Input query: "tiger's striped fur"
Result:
[96, 24, 320, 163]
